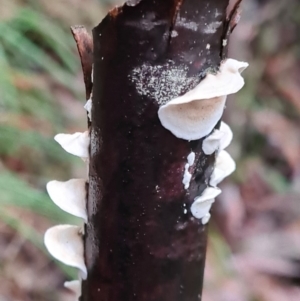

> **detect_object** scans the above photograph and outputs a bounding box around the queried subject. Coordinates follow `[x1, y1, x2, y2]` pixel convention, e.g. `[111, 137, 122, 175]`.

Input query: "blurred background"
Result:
[0, 0, 300, 300]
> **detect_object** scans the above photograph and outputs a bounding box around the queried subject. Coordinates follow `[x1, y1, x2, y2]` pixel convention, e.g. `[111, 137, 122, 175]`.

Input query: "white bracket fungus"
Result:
[158, 59, 248, 141]
[210, 150, 236, 187]
[202, 121, 233, 155]
[47, 179, 87, 221]
[46, 76, 92, 291]
[202, 128, 224, 154]
[64, 280, 82, 298]
[44, 225, 87, 279]
[217, 122, 233, 151]
[54, 131, 90, 158]
[191, 187, 221, 224]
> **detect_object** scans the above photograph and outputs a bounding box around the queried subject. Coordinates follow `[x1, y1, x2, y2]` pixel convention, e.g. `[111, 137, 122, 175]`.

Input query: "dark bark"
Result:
[73, 1, 242, 301]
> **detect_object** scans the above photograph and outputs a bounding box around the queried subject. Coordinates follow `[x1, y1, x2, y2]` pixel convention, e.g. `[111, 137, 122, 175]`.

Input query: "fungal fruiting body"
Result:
[191, 187, 221, 224]
[64, 280, 82, 299]
[46, 179, 87, 221]
[202, 121, 233, 155]
[54, 131, 90, 158]
[44, 225, 87, 278]
[158, 59, 248, 141]
[210, 150, 236, 187]
[182, 152, 196, 189]
[45, 26, 92, 300]
[158, 58, 248, 224]
[190, 149, 236, 224]
[44, 104, 90, 298]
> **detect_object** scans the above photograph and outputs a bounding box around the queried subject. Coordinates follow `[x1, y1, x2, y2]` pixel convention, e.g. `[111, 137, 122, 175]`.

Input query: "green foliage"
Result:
[0, 208, 76, 279]
[0, 168, 76, 223]
[0, 1, 96, 281]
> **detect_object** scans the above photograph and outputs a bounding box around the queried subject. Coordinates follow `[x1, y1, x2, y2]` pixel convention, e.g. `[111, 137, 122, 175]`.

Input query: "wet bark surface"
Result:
[80, 1, 241, 301]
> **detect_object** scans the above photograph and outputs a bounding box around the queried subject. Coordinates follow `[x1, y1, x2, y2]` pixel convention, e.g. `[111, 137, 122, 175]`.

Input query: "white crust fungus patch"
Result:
[171, 30, 178, 38]
[158, 59, 248, 141]
[130, 61, 198, 106]
[203, 21, 222, 34]
[47, 179, 87, 221]
[182, 151, 195, 189]
[183, 163, 192, 190]
[191, 187, 221, 223]
[177, 15, 198, 31]
[202, 121, 233, 155]
[64, 280, 82, 298]
[210, 150, 236, 187]
[54, 131, 90, 158]
[44, 225, 87, 279]
[187, 152, 195, 165]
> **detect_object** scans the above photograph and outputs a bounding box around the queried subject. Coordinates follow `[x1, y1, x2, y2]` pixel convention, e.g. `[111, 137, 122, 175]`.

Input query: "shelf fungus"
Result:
[44, 225, 87, 279]
[190, 148, 236, 222]
[202, 121, 233, 155]
[54, 131, 90, 158]
[210, 150, 236, 187]
[44, 25, 93, 300]
[157, 58, 247, 225]
[158, 58, 248, 141]
[191, 187, 222, 224]
[46, 179, 87, 221]
[64, 280, 82, 299]
[45, 102, 90, 298]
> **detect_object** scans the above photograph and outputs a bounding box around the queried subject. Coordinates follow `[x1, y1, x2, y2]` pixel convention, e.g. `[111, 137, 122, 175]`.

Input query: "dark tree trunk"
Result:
[79, 1, 242, 301]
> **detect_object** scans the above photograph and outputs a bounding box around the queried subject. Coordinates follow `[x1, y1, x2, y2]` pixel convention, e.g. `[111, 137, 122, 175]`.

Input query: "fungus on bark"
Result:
[202, 121, 233, 155]
[44, 1, 247, 300]
[46, 179, 88, 221]
[44, 225, 87, 278]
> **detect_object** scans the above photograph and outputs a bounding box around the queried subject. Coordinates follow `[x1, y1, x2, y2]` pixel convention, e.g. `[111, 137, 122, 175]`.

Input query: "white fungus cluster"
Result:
[158, 58, 248, 225]
[44, 90, 92, 298]
[44, 56, 247, 298]
[190, 140, 236, 225]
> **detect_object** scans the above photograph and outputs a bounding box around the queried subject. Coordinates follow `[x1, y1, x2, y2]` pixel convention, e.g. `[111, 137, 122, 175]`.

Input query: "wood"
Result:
[71, 25, 93, 100]
[71, 1, 243, 300]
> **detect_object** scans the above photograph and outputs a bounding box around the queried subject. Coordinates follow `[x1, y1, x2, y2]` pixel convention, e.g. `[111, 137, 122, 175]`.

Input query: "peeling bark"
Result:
[72, 1, 243, 301]
[71, 26, 93, 100]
